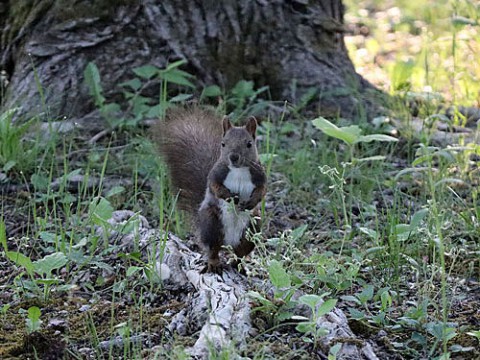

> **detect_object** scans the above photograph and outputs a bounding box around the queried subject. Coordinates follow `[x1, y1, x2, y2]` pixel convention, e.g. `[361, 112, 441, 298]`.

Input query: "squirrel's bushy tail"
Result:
[153, 106, 222, 213]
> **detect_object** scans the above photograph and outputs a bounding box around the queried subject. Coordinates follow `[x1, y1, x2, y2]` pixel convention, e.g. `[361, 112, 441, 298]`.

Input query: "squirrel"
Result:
[153, 107, 267, 273]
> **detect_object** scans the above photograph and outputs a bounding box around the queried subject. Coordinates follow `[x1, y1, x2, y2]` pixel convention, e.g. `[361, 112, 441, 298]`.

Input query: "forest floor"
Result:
[1, 0, 479, 359]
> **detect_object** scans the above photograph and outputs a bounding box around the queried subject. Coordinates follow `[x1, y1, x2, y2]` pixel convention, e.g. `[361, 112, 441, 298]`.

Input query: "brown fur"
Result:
[153, 106, 267, 273]
[152, 107, 222, 212]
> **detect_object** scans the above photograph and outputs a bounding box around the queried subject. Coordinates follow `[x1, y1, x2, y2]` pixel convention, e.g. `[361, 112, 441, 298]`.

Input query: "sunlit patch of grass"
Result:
[345, 0, 480, 106]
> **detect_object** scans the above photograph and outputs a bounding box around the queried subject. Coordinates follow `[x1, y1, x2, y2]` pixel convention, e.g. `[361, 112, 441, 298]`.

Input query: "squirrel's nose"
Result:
[229, 153, 239, 163]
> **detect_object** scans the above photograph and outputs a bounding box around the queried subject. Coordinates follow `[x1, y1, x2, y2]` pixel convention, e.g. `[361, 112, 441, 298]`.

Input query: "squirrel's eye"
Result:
[247, 141, 252, 148]
[221, 142, 225, 147]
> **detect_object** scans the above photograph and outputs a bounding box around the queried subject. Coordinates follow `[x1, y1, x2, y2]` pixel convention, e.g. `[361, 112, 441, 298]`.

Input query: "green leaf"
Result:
[146, 104, 165, 118]
[268, 260, 291, 289]
[412, 155, 431, 166]
[365, 246, 386, 255]
[33, 252, 68, 276]
[380, 290, 392, 310]
[277, 311, 295, 322]
[296, 322, 315, 334]
[359, 227, 378, 240]
[410, 208, 429, 229]
[160, 69, 195, 88]
[165, 59, 188, 70]
[298, 87, 318, 109]
[435, 177, 465, 187]
[84, 62, 105, 106]
[88, 197, 114, 225]
[0, 219, 6, 250]
[3, 160, 16, 172]
[126, 266, 142, 277]
[113, 279, 127, 293]
[133, 65, 159, 79]
[299, 294, 323, 311]
[391, 59, 415, 91]
[248, 291, 274, 307]
[258, 153, 277, 163]
[427, 323, 457, 342]
[316, 298, 337, 317]
[316, 327, 330, 337]
[6, 251, 34, 275]
[395, 223, 412, 235]
[1, 304, 11, 315]
[357, 285, 374, 304]
[101, 102, 121, 117]
[27, 307, 41, 320]
[170, 93, 193, 102]
[466, 330, 480, 339]
[201, 85, 222, 98]
[354, 155, 387, 163]
[120, 78, 142, 91]
[63, 168, 82, 181]
[291, 224, 308, 242]
[328, 343, 342, 360]
[31, 173, 49, 191]
[348, 307, 365, 320]
[39, 231, 57, 244]
[410, 332, 427, 345]
[36, 278, 61, 286]
[452, 16, 478, 27]
[394, 167, 430, 180]
[231, 80, 255, 97]
[26, 306, 42, 332]
[340, 295, 361, 304]
[312, 117, 361, 145]
[106, 186, 125, 198]
[356, 134, 398, 143]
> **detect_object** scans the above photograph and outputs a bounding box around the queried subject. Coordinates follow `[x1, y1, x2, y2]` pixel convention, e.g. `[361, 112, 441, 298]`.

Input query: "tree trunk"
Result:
[0, 0, 383, 125]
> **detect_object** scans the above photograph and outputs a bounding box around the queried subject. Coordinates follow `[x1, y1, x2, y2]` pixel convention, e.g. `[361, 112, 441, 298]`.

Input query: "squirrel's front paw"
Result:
[239, 200, 256, 211]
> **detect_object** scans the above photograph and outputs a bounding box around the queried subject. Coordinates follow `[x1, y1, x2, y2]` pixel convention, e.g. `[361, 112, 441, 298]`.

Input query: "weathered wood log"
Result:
[164, 238, 253, 358]
[0, 0, 385, 126]
[103, 210, 379, 359]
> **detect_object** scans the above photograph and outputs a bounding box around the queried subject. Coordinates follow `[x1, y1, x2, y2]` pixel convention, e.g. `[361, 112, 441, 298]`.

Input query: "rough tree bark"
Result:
[0, 0, 383, 125]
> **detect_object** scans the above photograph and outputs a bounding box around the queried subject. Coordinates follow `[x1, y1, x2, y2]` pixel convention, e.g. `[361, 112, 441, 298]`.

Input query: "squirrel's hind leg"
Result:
[231, 212, 261, 273]
[198, 205, 224, 274]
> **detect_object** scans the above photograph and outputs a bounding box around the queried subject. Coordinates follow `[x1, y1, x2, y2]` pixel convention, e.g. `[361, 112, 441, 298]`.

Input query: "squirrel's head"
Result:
[221, 116, 258, 167]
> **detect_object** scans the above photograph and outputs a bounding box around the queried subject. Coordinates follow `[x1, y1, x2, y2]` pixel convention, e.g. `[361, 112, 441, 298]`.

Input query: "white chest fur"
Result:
[223, 167, 255, 202]
[220, 167, 255, 247]
[219, 200, 251, 247]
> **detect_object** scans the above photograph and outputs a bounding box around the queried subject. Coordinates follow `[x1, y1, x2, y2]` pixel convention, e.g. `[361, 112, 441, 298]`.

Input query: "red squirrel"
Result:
[153, 107, 267, 273]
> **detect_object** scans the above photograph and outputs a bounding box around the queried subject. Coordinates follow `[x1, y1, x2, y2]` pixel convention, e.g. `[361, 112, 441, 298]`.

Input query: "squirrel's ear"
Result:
[245, 116, 257, 139]
[223, 116, 233, 135]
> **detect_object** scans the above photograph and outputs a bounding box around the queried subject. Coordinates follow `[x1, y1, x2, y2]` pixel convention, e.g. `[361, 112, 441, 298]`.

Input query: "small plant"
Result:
[328, 343, 342, 360]
[311, 251, 361, 292]
[342, 285, 395, 327]
[125, 59, 195, 118]
[0, 108, 38, 175]
[250, 257, 339, 349]
[1, 303, 11, 320]
[466, 330, 480, 340]
[312, 116, 398, 163]
[2, 224, 70, 301]
[84, 60, 195, 130]
[223, 80, 270, 120]
[313, 116, 398, 253]
[25, 306, 42, 334]
[294, 294, 337, 347]
[249, 259, 301, 326]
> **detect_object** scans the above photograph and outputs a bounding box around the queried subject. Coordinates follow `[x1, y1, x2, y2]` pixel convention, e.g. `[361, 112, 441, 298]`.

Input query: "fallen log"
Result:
[104, 210, 378, 359]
